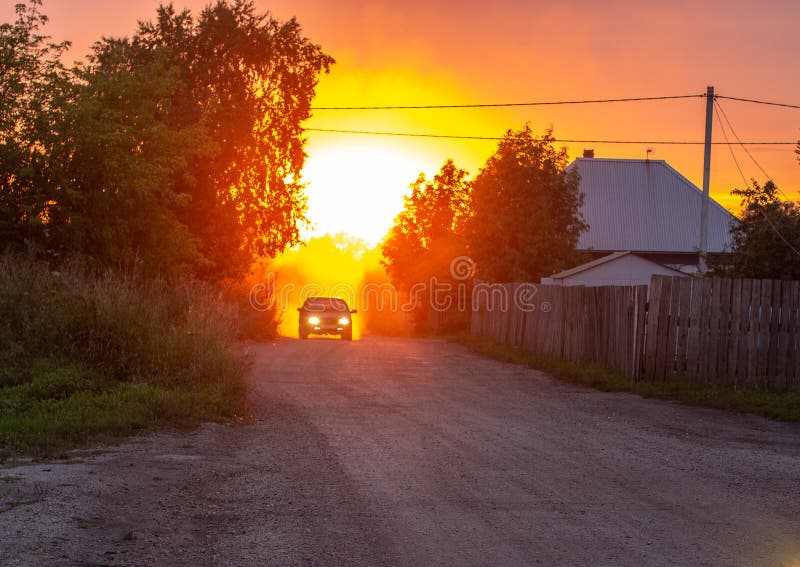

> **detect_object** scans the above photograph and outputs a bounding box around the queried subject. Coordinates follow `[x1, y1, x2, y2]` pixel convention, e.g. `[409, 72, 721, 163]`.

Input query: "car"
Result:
[297, 296, 357, 340]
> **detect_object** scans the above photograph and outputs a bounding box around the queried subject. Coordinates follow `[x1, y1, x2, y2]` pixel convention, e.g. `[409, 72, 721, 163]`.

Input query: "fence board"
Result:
[685, 277, 703, 382]
[791, 281, 800, 390]
[716, 278, 732, 384]
[633, 285, 648, 380]
[614, 286, 626, 373]
[767, 280, 782, 390]
[703, 278, 721, 382]
[755, 280, 773, 389]
[644, 277, 664, 380]
[727, 278, 743, 387]
[695, 278, 713, 382]
[776, 280, 791, 392]
[597, 287, 608, 364]
[745, 279, 762, 388]
[663, 279, 681, 381]
[673, 278, 693, 381]
[735, 278, 752, 388]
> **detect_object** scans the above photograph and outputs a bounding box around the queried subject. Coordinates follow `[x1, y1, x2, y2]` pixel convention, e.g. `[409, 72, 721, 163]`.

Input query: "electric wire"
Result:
[310, 94, 705, 111]
[714, 99, 794, 201]
[714, 101, 800, 257]
[714, 102, 749, 188]
[306, 127, 795, 146]
[311, 93, 800, 112]
[716, 95, 800, 110]
[716, 101, 772, 178]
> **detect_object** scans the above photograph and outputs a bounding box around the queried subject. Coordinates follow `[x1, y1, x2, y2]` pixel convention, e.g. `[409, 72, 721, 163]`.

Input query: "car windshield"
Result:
[302, 297, 349, 312]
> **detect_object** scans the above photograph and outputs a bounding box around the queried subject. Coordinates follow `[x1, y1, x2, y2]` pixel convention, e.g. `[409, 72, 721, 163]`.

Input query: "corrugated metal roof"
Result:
[568, 158, 735, 253]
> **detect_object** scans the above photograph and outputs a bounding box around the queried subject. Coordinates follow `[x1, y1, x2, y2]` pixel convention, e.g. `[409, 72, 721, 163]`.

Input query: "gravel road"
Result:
[2, 336, 799, 566]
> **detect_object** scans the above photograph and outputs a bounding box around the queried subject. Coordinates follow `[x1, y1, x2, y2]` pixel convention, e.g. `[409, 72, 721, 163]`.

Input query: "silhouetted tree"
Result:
[1, 1, 333, 278]
[0, 0, 74, 252]
[80, 0, 334, 278]
[465, 126, 586, 282]
[61, 45, 209, 276]
[381, 159, 470, 332]
[719, 180, 800, 279]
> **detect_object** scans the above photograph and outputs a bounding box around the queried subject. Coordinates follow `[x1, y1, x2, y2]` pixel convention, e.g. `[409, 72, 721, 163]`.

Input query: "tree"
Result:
[1, 1, 332, 278]
[0, 0, 74, 252]
[381, 159, 470, 331]
[61, 45, 210, 276]
[465, 125, 586, 282]
[114, 0, 334, 278]
[720, 180, 800, 279]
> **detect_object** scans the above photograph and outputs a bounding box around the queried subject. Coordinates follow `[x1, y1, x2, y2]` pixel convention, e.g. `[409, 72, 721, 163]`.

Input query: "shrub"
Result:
[0, 254, 250, 456]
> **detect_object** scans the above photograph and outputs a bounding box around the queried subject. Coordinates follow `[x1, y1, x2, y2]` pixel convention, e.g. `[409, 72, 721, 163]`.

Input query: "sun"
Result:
[301, 139, 440, 244]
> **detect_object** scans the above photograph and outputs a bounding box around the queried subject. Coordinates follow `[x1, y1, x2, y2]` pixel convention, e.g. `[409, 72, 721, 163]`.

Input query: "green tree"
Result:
[93, 0, 335, 278]
[465, 125, 586, 282]
[0, 0, 74, 252]
[61, 45, 210, 276]
[721, 180, 800, 279]
[381, 159, 470, 331]
[1, 1, 332, 278]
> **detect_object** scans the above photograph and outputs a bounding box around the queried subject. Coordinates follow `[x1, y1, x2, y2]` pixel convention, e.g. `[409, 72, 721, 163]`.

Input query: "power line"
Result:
[717, 100, 797, 202]
[714, 99, 794, 201]
[716, 95, 800, 110]
[311, 93, 800, 111]
[714, 101, 800, 257]
[306, 127, 796, 146]
[716, 101, 772, 179]
[311, 94, 704, 111]
[714, 102, 749, 187]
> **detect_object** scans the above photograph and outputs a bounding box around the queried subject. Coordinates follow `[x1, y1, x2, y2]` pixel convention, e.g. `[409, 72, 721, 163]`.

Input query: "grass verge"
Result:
[455, 334, 800, 422]
[0, 256, 249, 459]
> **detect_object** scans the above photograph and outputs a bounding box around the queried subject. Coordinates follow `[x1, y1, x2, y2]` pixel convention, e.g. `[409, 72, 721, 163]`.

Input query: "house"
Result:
[543, 156, 737, 287]
[541, 251, 686, 287]
[569, 156, 735, 273]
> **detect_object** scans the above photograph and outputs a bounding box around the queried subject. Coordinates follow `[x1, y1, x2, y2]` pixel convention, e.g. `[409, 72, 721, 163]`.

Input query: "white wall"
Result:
[544, 255, 686, 287]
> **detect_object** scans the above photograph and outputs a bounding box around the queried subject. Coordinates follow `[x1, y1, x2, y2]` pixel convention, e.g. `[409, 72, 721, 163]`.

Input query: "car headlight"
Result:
[338, 317, 349, 325]
[308, 316, 320, 325]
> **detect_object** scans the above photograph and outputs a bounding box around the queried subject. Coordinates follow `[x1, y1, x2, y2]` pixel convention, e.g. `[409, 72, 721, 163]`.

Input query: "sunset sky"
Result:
[10, 0, 800, 244]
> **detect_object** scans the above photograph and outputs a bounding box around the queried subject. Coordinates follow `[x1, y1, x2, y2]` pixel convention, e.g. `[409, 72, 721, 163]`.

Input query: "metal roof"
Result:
[567, 158, 735, 254]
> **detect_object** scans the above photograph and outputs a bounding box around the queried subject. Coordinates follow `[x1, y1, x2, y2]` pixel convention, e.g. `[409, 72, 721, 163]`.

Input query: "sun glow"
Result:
[301, 141, 440, 244]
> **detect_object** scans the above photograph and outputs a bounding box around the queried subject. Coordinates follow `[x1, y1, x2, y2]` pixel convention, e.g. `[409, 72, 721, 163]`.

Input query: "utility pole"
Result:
[698, 85, 714, 274]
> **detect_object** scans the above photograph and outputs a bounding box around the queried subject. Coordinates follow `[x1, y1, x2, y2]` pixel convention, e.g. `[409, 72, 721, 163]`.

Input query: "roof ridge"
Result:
[574, 157, 667, 163]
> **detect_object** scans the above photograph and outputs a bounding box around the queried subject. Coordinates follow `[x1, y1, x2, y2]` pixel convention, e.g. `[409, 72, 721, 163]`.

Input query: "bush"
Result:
[0, 254, 250, 457]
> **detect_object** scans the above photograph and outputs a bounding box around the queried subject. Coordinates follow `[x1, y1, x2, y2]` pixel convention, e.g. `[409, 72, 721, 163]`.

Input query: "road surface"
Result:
[2, 336, 799, 566]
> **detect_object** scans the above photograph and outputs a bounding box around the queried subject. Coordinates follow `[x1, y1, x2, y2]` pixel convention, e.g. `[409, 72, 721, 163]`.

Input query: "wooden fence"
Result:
[470, 283, 647, 380]
[645, 276, 800, 391]
[469, 276, 800, 392]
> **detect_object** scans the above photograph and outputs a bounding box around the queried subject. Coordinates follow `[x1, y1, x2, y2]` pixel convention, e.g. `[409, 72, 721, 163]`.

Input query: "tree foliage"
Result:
[465, 126, 586, 282]
[382, 159, 470, 291]
[381, 159, 471, 331]
[720, 180, 800, 279]
[62, 46, 208, 275]
[81, 0, 333, 278]
[0, 0, 74, 250]
[1, 0, 333, 279]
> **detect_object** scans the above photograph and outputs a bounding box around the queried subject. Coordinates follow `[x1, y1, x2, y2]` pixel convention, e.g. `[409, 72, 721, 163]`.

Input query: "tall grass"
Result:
[0, 254, 250, 457]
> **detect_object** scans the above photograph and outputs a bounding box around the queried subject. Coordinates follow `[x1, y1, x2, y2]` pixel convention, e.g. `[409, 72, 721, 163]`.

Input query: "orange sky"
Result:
[9, 0, 800, 244]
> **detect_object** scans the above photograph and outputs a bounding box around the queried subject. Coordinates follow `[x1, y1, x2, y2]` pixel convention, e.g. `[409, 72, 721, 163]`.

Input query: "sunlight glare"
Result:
[302, 141, 439, 244]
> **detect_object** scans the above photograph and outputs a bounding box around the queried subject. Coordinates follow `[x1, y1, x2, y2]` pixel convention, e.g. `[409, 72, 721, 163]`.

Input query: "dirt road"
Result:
[2, 336, 799, 566]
